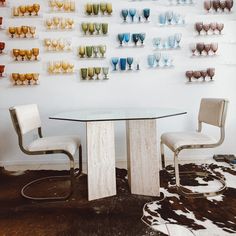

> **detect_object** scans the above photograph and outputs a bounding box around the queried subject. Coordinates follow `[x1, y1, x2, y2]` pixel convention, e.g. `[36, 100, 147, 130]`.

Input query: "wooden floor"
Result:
[0, 162, 235, 236]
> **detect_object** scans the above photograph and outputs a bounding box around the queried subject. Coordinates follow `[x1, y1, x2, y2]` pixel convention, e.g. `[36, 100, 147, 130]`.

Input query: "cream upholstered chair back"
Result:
[10, 104, 41, 135]
[198, 98, 228, 128]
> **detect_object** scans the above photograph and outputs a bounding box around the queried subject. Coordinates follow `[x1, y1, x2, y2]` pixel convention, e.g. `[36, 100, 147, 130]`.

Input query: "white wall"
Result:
[0, 0, 236, 168]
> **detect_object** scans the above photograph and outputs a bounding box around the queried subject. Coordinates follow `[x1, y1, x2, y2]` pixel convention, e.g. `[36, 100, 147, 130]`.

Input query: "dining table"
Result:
[50, 107, 187, 201]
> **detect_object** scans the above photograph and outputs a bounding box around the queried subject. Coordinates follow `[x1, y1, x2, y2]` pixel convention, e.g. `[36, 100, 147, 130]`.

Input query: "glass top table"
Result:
[49, 107, 187, 201]
[49, 107, 187, 122]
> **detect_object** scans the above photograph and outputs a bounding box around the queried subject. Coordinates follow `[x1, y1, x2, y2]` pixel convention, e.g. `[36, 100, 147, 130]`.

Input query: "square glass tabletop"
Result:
[49, 108, 187, 122]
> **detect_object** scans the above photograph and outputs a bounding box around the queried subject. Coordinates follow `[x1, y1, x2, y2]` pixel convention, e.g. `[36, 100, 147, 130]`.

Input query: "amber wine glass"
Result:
[22, 26, 29, 38]
[32, 73, 39, 84]
[19, 5, 26, 16]
[32, 48, 39, 60]
[46, 18, 53, 29]
[25, 73, 33, 85]
[19, 49, 26, 61]
[12, 73, 19, 85]
[13, 49, 20, 60]
[26, 49, 33, 60]
[16, 27, 22, 38]
[27, 5, 34, 16]
[61, 61, 69, 73]
[19, 74, 26, 85]
[9, 27, 16, 38]
[64, 0, 70, 11]
[33, 4, 40, 16]
[29, 26, 36, 37]
[44, 38, 51, 50]
[67, 18, 74, 29]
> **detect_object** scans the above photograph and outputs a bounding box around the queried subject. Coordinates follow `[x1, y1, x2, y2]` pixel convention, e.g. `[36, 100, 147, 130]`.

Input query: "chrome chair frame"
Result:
[9, 107, 82, 201]
[161, 99, 228, 198]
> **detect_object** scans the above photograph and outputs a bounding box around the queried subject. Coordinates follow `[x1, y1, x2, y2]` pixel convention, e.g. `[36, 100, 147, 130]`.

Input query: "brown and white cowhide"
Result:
[142, 163, 236, 236]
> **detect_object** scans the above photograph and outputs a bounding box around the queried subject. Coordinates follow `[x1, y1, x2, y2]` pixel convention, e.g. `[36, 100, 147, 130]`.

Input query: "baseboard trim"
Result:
[1, 155, 213, 172]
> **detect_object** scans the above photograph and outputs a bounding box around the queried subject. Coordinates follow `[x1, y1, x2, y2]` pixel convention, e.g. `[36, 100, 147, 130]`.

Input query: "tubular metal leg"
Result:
[21, 148, 83, 201]
[160, 141, 165, 169]
[174, 152, 180, 187]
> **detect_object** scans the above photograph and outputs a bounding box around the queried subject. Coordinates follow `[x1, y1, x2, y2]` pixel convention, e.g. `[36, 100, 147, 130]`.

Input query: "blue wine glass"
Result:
[111, 57, 119, 71]
[132, 34, 139, 46]
[174, 33, 182, 48]
[159, 13, 166, 25]
[143, 8, 150, 21]
[147, 55, 155, 67]
[121, 9, 129, 22]
[129, 8, 136, 22]
[118, 33, 124, 46]
[139, 33, 146, 45]
[120, 58, 127, 71]
[168, 35, 176, 49]
[127, 57, 134, 70]
[153, 37, 161, 49]
[154, 53, 161, 67]
[162, 54, 169, 67]
[166, 11, 173, 25]
[124, 33, 130, 44]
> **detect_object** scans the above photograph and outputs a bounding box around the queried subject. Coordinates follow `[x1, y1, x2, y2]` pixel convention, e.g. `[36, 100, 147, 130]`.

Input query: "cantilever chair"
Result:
[9, 104, 82, 201]
[161, 98, 228, 198]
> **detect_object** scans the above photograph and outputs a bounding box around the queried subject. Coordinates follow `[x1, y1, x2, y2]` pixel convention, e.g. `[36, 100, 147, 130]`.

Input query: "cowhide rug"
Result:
[142, 163, 236, 236]
[0, 162, 235, 236]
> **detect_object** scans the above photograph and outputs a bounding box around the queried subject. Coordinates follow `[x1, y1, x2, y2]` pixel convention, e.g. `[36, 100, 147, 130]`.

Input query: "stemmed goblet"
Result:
[94, 67, 101, 80]
[132, 34, 139, 46]
[225, 0, 234, 12]
[106, 3, 113, 15]
[99, 45, 106, 57]
[102, 67, 109, 79]
[81, 68, 87, 80]
[121, 9, 129, 22]
[9, 27, 16, 38]
[185, 70, 193, 82]
[13, 49, 19, 60]
[118, 33, 124, 46]
[174, 33, 182, 48]
[203, 23, 210, 34]
[204, 44, 211, 55]
[211, 43, 218, 54]
[204, 1, 212, 12]
[78, 46, 85, 58]
[155, 53, 161, 67]
[111, 57, 119, 71]
[22, 26, 28, 38]
[143, 8, 150, 21]
[124, 33, 130, 45]
[196, 43, 205, 55]
[201, 70, 208, 81]
[0, 42, 5, 54]
[216, 23, 224, 34]
[207, 68, 215, 80]
[81, 22, 88, 35]
[129, 9, 136, 22]
[95, 23, 101, 34]
[195, 22, 203, 35]
[127, 57, 133, 70]
[100, 3, 107, 15]
[139, 33, 146, 46]
[193, 71, 202, 80]
[32, 48, 39, 60]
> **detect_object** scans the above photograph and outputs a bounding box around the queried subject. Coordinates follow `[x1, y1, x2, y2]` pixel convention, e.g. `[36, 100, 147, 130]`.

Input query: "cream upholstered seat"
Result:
[160, 98, 228, 198]
[9, 104, 82, 201]
[161, 132, 216, 152]
[27, 135, 80, 155]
